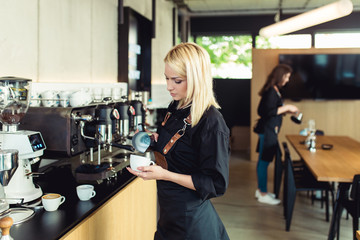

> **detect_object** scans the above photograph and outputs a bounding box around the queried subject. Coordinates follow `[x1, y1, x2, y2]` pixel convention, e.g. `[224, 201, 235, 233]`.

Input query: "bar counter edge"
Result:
[9, 164, 157, 240]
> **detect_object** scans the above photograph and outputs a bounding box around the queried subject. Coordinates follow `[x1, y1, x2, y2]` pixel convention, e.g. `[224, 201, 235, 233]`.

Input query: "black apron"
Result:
[153, 109, 229, 240]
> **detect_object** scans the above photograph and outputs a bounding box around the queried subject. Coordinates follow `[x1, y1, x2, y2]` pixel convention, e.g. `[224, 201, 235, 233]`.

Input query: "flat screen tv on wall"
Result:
[279, 54, 360, 100]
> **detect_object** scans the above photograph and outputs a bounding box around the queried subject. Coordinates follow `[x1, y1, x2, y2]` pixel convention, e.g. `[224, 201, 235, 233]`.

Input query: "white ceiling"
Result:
[174, 0, 360, 16]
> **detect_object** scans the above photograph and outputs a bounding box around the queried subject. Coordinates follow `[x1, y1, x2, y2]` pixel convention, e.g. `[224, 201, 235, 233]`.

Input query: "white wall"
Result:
[0, 0, 174, 88]
[0, 0, 38, 80]
[0, 0, 118, 83]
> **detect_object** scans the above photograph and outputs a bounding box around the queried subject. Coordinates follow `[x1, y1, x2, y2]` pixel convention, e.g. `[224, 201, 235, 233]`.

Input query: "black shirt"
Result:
[255, 87, 283, 162]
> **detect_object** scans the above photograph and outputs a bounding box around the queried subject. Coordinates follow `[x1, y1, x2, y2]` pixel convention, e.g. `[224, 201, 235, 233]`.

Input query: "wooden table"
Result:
[286, 135, 360, 240]
[286, 135, 360, 183]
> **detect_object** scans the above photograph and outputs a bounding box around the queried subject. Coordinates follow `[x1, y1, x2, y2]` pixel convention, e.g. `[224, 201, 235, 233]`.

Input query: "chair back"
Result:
[283, 142, 295, 191]
[315, 130, 325, 136]
[274, 145, 283, 198]
[350, 175, 360, 202]
[282, 142, 297, 217]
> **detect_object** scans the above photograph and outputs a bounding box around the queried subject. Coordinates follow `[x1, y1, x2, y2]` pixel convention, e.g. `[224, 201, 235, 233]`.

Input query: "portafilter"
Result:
[0, 149, 19, 186]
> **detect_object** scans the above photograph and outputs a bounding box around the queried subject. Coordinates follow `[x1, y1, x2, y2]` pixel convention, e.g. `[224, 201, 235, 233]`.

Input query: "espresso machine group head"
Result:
[114, 96, 135, 140]
[0, 77, 46, 204]
[129, 94, 146, 133]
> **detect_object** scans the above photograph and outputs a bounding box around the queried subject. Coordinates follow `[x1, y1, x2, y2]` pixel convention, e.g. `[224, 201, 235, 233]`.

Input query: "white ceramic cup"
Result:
[42, 193, 66, 211]
[92, 88, 103, 102]
[69, 90, 92, 107]
[41, 90, 57, 107]
[58, 91, 71, 107]
[76, 184, 96, 201]
[130, 154, 155, 172]
[30, 91, 41, 107]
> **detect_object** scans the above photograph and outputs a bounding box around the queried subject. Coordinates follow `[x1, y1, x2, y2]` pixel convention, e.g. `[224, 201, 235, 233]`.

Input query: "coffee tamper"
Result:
[0, 216, 14, 240]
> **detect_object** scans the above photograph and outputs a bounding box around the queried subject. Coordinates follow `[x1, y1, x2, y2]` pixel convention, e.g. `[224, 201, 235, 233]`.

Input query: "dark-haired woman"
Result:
[254, 64, 299, 205]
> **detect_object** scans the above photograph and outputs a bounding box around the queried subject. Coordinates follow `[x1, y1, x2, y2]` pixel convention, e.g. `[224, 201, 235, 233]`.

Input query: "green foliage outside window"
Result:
[196, 36, 253, 68]
[195, 36, 253, 78]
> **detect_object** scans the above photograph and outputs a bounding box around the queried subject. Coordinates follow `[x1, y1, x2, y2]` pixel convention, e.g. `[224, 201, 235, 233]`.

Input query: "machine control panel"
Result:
[28, 133, 46, 152]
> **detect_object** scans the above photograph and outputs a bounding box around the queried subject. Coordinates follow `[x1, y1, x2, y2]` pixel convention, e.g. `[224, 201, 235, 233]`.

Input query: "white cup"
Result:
[69, 90, 92, 107]
[102, 88, 112, 99]
[30, 91, 41, 107]
[130, 154, 155, 172]
[76, 184, 96, 201]
[42, 193, 66, 211]
[58, 91, 71, 107]
[92, 88, 103, 102]
[112, 88, 122, 101]
[41, 90, 57, 107]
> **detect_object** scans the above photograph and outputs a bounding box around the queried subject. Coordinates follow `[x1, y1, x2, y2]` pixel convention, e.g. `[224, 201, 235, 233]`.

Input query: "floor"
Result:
[212, 151, 353, 240]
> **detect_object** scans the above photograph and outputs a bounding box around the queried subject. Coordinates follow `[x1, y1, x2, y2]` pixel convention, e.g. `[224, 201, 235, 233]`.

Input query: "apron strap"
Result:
[161, 112, 191, 155]
[162, 112, 172, 126]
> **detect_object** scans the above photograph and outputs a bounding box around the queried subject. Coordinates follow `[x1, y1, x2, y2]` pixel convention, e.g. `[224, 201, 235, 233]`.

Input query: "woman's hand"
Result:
[150, 132, 159, 142]
[278, 104, 299, 115]
[127, 164, 196, 190]
[126, 165, 167, 180]
[286, 104, 299, 114]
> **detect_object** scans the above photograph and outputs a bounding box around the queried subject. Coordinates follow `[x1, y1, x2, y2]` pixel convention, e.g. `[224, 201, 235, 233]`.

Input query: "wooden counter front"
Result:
[60, 177, 157, 240]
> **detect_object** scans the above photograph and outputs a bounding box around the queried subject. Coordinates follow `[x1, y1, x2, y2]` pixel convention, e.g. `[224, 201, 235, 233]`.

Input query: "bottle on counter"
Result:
[308, 134, 316, 153]
[305, 119, 316, 149]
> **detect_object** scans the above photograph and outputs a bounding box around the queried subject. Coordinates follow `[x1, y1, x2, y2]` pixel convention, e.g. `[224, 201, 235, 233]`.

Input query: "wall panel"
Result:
[0, 0, 38, 80]
[38, 0, 92, 83]
[91, 0, 118, 83]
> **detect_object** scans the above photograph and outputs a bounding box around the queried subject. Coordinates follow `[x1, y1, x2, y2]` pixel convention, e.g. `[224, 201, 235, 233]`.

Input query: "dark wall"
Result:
[118, 7, 152, 92]
[214, 78, 250, 130]
[190, 12, 360, 36]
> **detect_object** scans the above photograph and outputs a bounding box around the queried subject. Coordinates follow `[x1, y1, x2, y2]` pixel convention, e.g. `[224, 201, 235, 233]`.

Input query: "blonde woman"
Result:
[127, 42, 230, 240]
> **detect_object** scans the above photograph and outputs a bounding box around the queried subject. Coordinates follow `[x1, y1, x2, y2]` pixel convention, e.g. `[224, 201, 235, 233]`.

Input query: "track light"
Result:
[259, 0, 353, 38]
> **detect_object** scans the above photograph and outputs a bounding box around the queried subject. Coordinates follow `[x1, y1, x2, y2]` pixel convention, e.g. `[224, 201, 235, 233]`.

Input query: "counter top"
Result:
[8, 162, 136, 240]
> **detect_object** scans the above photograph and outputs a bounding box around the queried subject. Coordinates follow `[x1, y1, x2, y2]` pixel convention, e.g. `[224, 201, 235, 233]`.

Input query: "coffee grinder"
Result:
[0, 77, 46, 204]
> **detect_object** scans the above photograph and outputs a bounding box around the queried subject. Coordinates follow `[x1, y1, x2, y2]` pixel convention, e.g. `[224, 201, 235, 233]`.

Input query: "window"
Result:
[315, 32, 360, 48]
[256, 34, 312, 49]
[196, 36, 252, 79]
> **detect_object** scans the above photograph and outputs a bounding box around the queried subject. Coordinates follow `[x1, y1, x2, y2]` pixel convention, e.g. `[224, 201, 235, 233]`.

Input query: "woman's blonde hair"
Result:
[164, 42, 219, 126]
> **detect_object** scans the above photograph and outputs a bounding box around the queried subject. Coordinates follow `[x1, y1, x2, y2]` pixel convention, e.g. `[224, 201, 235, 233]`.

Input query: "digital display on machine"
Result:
[28, 133, 46, 152]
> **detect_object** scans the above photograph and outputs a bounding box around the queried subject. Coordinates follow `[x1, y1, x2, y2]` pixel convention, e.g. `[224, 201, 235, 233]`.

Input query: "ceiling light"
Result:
[259, 0, 353, 38]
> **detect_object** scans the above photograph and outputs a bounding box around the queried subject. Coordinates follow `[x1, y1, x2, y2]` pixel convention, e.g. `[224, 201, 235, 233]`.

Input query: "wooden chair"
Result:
[335, 174, 360, 240]
[282, 142, 334, 231]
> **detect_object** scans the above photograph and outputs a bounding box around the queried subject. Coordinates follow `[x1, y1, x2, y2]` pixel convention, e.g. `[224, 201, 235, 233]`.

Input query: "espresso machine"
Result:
[74, 99, 135, 183]
[0, 77, 46, 204]
[20, 96, 136, 184]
